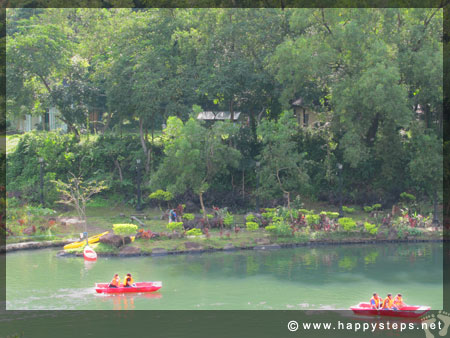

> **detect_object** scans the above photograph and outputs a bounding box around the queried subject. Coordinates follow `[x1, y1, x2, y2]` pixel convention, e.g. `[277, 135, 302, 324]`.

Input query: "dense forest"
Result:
[5, 8, 444, 212]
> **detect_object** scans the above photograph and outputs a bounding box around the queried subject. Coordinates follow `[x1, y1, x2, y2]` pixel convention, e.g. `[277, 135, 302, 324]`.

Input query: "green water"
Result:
[6, 243, 443, 310]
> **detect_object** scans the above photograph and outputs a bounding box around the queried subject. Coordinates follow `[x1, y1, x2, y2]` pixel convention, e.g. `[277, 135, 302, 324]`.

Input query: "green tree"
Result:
[151, 117, 241, 223]
[257, 112, 309, 219]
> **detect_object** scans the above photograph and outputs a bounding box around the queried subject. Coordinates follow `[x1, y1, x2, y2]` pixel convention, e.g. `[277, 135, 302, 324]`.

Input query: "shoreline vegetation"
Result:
[3, 237, 444, 255]
[5, 203, 444, 256]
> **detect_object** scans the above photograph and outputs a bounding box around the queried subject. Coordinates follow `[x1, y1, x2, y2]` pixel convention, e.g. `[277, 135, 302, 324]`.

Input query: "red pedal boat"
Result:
[350, 302, 430, 318]
[95, 281, 162, 294]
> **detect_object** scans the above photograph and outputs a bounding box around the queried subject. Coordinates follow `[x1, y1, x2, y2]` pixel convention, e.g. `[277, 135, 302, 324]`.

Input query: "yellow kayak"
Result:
[64, 231, 109, 250]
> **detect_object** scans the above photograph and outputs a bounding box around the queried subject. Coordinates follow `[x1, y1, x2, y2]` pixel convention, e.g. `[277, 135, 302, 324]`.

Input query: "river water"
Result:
[6, 242, 442, 310]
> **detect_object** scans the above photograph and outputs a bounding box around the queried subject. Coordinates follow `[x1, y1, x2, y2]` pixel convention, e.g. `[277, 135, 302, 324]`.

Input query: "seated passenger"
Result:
[393, 293, 405, 309]
[382, 293, 398, 310]
[370, 292, 383, 309]
[123, 273, 134, 287]
[109, 274, 120, 288]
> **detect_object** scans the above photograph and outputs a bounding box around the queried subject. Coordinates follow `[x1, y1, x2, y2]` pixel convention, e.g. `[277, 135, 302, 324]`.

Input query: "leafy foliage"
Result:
[166, 222, 183, 232]
[186, 228, 203, 236]
[245, 221, 259, 231]
[338, 217, 357, 232]
[113, 223, 138, 237]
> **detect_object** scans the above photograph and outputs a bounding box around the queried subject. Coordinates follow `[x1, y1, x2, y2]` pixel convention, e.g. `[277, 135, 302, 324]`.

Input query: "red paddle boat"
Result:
[350, 302, 430, 318]
[95, 281, 162, 294]
[83, 246, 97, 261]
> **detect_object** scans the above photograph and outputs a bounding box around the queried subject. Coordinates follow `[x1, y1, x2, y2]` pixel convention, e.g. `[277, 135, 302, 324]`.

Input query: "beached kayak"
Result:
[95, 282, 162, 294]
[350, 302, 430, 318]
[64, 231, 109, 250]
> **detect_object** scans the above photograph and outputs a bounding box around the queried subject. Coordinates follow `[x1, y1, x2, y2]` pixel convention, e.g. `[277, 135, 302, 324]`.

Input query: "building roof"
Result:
[291, 97, 303, 107]
[197, 111, 241, 120]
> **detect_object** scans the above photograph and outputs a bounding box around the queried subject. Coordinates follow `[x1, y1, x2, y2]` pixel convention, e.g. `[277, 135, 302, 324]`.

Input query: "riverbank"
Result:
[4, 232, 440, 256]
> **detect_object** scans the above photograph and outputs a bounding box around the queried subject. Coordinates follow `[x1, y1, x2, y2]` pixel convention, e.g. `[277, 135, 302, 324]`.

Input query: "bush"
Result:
[265, 225, 277, 234]
[113, 223, 138, 237]
[371, 204, 381, 210]
[261, 212, 275, 220]
[167, 222, 183, 232]
[305, 214, 320, 226]
[271, 221, 292, 237]
[298, 209, 313, 215]
[325, 212, 339, 219]
[363, 206, 373, 212]
[400, 192, 416, 201]
[246, 214, 256, 222]
[223, 212, 234, 227]
[206, 214, 214, 220]
[245, 221, 259, 231]
[186, 228, 202, 236]
[149, 189, 173, 202]
[364, 222, 378, 235]
[182, 213, 195, 221]
[338, 217, 357, 231]
[342, 206, 355, 213]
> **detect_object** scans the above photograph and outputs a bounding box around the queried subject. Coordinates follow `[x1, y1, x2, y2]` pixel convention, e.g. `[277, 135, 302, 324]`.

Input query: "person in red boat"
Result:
[109, 274, 120, 288]
[394, 293, 406, 308]
[370, 292, 383, 309]
[382, 293, 398, 310]
[123, 273, 134, 287]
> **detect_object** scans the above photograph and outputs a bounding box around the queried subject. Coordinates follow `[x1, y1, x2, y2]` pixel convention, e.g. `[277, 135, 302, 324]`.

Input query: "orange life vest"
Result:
[110, 276, 120, 287]
[123, 276, 134, 286]
[383, 297, 394, 309]
[394, 296, 403, 307]
[370, 296, 382, 308]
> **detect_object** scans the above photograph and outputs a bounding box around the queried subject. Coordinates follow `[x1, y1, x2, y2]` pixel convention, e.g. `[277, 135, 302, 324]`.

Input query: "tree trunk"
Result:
[230, 100, 234, 122]
[199, 192, 207, 227]
[114, 159, 123, 182]
[139, 117, 151, 174]
[286, 191, 293, 222]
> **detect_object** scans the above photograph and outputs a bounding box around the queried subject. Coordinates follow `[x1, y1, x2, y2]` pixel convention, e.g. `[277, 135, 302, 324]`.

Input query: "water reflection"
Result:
[97, 293, 163, 310]
[162, 243, 442, 285]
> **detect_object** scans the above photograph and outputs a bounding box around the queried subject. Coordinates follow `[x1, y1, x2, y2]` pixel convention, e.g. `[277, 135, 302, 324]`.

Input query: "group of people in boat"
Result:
[370, 292, 405, 310]
[108, 273, 134, 288]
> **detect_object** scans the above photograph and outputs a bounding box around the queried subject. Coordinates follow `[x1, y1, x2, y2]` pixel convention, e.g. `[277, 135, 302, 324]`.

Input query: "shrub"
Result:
[408, 227, 423, 236]
[167, 222, 183, 232]
[245, 221, 259, 231]
[325, 212, 340, 219]
[206, 214, 214, 220]
[186, 228, 202, 236]
[400, 192, 416, 201]
[149, 189, 173, 211]
[113, 223, 138, 236]
[371, 204, 381, 210]
[363, 206, 373, 213]
[338, 217, 357, 231]
[149, 189, 173, 201]
[182, 213, 195, 221]
[298, 209, 313, 215]
[364, 222, 378, 235]
[223, 212, 234, 227]
[246, 214, 255, 222]
[272, 221, 292, 237]
[265, 225, 277, 234]
[342, 206, 355, 213]
[305, 214, 320, 226]
[261, 212, 275, 220]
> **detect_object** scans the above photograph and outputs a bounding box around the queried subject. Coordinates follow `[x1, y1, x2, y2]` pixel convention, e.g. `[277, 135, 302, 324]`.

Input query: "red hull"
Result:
[84, 247, 97, 261]
[95, 282, 162, 294]
[350, 302, 430, 318]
